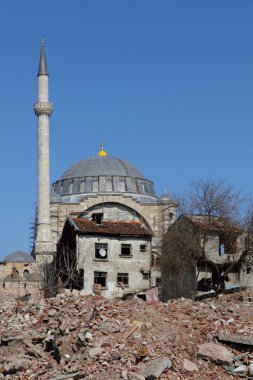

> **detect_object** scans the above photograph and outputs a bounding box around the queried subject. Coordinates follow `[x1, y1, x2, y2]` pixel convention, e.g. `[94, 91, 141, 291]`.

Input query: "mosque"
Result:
[33, 42, 176, 297]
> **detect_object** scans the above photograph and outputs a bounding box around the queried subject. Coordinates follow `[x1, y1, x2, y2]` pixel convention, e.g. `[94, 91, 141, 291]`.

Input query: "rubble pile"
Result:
[0, 289, 253, 379]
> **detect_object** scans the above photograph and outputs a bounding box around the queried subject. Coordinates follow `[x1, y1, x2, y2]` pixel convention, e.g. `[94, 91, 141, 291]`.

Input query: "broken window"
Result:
[219, 234, 237, 255]
[140, 244, 147, 252]
[92, 213, 103, 225]
[121, 244, 132, 256]
[95, 243, 108, 259]
[117, 273, 129, 285]
[94, 272, 107, 287]
[219, 242, 225, 255]
[142, 272, 149, 280]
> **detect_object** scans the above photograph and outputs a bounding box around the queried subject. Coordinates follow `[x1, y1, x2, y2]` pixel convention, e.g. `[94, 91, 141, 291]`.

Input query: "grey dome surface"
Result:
[60, 156, 146, 180]
[52, 155, 157, 202]
[4, 251, 35, 263]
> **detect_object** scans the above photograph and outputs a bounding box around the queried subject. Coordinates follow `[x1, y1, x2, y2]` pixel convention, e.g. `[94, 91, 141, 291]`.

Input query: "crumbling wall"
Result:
[0, 281, 42, 300]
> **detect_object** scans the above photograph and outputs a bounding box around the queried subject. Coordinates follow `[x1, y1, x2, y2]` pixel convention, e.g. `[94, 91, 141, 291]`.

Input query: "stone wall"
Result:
[0, 281, 42, 300]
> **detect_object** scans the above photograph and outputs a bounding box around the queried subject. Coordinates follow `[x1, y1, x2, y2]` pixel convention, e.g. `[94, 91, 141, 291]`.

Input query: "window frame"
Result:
[117, 272, 129, 286]
[140, 244, 147, 252]
[94, 271, 107, 288]
[94, 243, 108, 260]
[120, 243, 132, 257]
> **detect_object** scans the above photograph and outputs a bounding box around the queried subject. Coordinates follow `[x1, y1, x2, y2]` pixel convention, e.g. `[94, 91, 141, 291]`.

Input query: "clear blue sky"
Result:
[0, 1, 252, 259]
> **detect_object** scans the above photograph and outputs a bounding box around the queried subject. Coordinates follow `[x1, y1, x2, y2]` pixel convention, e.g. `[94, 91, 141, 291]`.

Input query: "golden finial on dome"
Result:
[98, 139, 108, 156]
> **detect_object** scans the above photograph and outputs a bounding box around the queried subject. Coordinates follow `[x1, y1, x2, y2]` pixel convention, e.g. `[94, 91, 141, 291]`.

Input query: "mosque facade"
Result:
[34, 42, 176, 296]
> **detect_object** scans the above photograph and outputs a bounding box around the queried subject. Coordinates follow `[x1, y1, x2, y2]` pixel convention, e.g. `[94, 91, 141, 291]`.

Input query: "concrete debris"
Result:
[0, 289, 253, 379]
[218, 331, 253, 346]
[183, 358, 198, 372]
[137, 356, 172, 379]
[198, 342, 234, 365]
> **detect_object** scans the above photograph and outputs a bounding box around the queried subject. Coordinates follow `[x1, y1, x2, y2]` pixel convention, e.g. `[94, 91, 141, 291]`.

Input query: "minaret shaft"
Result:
[34, 43, 54, 256]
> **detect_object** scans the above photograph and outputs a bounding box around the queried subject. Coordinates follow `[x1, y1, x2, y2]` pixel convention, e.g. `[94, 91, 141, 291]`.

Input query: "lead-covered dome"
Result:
[4, 251, 35, 263]
[52, 155, 157, 202]
[60, 156, 146, 180]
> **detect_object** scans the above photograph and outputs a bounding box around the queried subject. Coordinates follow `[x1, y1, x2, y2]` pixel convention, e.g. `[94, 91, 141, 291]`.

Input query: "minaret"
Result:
[34, 40, 55, 259]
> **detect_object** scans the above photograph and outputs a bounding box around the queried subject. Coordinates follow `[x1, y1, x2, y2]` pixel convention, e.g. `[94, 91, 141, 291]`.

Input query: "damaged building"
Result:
[161, 214, 253, 301]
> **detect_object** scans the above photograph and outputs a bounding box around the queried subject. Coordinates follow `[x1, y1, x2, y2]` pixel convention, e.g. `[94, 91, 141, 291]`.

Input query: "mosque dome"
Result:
[60, 156, 146, 180]
[158, 189, 172, 204]
[52, 148, 157, 202]
[4, 251, 35, 263]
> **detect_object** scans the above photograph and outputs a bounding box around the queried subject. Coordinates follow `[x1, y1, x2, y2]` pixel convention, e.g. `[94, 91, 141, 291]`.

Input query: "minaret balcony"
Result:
[34, 102, 53, 116]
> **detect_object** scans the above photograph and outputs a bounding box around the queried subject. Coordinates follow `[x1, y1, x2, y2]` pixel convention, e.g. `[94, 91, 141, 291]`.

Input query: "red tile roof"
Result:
[71, 218, 153, 238]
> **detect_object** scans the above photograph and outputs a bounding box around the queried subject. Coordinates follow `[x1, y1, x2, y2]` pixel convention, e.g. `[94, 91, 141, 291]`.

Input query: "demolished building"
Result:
[161, 214, 253, 301]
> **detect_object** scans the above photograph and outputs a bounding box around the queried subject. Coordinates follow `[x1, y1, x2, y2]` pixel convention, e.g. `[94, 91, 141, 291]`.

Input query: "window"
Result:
[80, 180, 85, 192]
[94, 272, 107, 287]
[92, 213, 103, 225]
[118, 178, 125, 192]
[69, 181, 73, 194]
[219, 242, 225, 255]
[156, 278, 161, 287]
[95, 243, 108, 259]
[142, 272, 149, 280]
[92, 179, 98, 192]
[219, 235, 237, 255]
[117, 273, 129, 286]
[121, 244, 131, 256]
[140, 244, 147, 252]
[23, 270, 29, 280]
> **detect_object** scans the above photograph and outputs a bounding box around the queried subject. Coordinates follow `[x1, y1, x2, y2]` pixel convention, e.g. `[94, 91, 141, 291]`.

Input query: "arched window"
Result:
[118, 178, 125, 192]
[23, 270, 29, 280]
[93, 179, 98, 192]
[106, 178, 113, 191]
[80, 180, 85, 192]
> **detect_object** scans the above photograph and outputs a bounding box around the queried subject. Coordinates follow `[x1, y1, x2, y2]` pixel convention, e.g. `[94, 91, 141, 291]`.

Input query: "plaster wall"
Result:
[77, 235, 151, 297]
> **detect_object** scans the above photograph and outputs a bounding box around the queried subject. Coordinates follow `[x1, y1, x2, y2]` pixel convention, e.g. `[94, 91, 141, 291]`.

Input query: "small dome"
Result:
[158, 189, 171, 204]
[4, 251, 35, 263]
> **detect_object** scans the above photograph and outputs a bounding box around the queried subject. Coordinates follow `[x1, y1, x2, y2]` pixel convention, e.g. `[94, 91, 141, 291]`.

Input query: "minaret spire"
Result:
[34, 40, 55, 260]
[38, 39, 49, 76]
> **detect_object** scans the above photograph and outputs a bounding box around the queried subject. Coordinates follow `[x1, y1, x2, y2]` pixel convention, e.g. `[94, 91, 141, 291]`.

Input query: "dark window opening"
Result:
[219, 242, 225, 255]
[95, 243, 108, 259]
[23, 269, 29, 280]
[137, 294, 146, 301]
[94, 272, 107, 287]
[156, 278, 161, 287]
[140, 244, 147, 252]
[92, 213, 103, 225]
[247, 267, 251, 274]
[219, 235, 237, 255]
[169, 212, 174, 220]
[121, 244, 131, 256]
[142, 272, 149, 280]
[117, 273, 129, 285]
